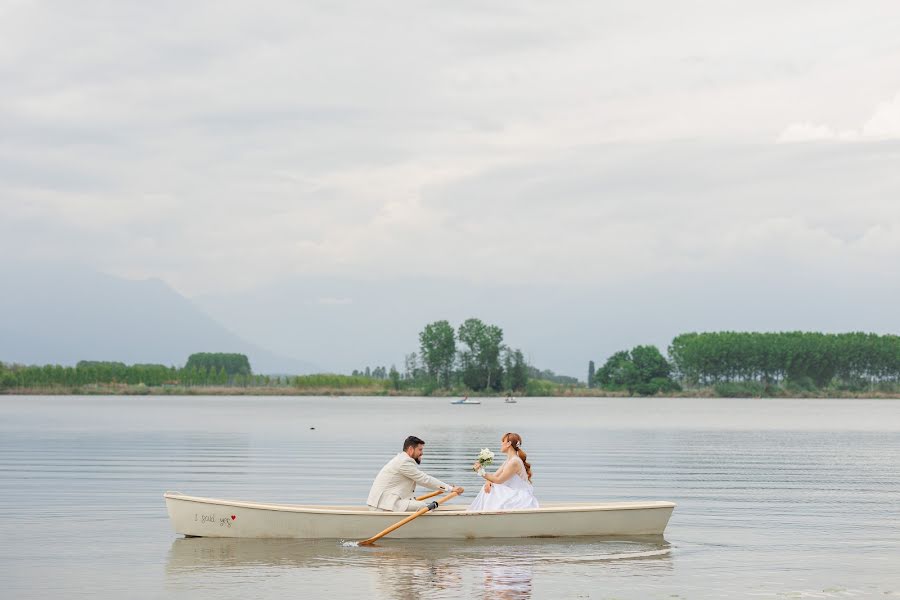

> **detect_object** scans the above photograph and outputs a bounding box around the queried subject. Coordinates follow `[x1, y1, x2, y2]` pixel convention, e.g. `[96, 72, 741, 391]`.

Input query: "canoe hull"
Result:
[164, 492, 675, 540]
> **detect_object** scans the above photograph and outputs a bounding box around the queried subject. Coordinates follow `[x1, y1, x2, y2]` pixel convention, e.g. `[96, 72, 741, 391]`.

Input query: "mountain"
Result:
[5, 264, 896, 379]
[193, 271, 900, 379]
[0, 264, 318, 374]
[193, 275, 617, 378]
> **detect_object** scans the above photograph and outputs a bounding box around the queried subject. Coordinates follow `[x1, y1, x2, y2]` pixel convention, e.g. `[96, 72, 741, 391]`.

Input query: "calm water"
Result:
[1, 396, 899, 599]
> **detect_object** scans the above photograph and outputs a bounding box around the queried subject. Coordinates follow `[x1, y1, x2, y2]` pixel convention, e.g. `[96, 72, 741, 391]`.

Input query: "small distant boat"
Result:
[451, 397, 481, 405]
[164, 492, 675, 539]
[505, 397, 518, 404]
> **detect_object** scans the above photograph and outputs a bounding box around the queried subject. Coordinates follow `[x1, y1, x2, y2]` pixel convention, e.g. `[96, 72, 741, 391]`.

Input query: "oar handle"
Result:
[415, 489, 444, 501]
[359, 491, 460, 546]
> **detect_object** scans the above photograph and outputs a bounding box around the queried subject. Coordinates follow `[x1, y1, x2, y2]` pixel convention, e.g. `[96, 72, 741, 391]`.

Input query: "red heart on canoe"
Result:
[231, 515, 236, 520]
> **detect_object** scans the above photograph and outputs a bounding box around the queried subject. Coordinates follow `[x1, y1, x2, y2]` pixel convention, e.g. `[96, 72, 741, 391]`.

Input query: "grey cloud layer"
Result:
[2, 1, 900, 296]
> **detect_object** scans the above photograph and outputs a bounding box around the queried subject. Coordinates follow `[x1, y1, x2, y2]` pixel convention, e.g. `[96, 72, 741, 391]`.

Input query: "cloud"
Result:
[778, 91, 900, 143]
[776, 122, 847, 143]
[862, 92, 900, 138]
[3, 2, 900, 296]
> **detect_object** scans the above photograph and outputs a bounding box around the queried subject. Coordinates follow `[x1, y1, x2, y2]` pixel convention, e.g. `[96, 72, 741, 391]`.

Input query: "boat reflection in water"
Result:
[481, 558, 533, 600]
[166, 535, 671, 599]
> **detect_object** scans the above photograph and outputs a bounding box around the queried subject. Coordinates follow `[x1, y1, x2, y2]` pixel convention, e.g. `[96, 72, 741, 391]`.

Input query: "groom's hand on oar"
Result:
[452, 486, 464, 494]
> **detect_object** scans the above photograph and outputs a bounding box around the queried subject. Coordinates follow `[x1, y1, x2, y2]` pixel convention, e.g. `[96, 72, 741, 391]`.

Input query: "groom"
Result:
[367, 435, 464, 511]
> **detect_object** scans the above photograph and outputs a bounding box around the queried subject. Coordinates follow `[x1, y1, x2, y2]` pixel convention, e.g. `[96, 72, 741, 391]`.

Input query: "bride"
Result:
[468, 432, 538, 511]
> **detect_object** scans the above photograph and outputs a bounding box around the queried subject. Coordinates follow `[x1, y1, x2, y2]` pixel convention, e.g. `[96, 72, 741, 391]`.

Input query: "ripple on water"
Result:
[2, 396, 900, 599]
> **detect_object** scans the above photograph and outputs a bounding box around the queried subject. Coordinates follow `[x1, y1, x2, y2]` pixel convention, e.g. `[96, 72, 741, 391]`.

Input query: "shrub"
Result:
[784, 376, 816, 393]
[833, 377, 871, 392]
[292, 374, 384, 389]
[876, 381, 900, 393]
[525, 379, 557, 397]
[713, 381, 767, 398]
[630, 382, 658, 396]
[0, 371, 16, 390]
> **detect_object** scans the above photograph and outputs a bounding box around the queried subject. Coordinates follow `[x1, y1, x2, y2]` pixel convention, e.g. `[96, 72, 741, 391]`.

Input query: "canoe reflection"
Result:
[481, 558, 533, 600]
[167, 535, 671, 599]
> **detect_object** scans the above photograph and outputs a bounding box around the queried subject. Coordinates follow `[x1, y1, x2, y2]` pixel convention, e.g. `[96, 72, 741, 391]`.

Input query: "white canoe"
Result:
[164, 492, 675, 540]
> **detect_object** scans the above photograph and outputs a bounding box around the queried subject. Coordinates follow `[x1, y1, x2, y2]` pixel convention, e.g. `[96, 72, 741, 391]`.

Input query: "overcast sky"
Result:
[3, 1, 900, 302]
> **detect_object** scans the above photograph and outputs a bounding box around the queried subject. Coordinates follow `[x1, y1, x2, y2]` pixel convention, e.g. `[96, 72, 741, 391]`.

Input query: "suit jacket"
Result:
[367, 452, 452, 511]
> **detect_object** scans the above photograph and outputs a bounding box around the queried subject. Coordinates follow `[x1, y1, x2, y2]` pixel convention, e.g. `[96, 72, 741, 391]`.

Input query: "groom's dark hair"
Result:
[403, 435, 425, 451]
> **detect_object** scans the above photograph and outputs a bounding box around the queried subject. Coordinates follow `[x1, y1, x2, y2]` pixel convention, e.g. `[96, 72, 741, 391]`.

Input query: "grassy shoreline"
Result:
[2, 384, 899, 399]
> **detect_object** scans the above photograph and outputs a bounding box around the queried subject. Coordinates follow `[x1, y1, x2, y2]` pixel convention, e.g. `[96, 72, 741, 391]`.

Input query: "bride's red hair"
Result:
[504, 432, 532, 482]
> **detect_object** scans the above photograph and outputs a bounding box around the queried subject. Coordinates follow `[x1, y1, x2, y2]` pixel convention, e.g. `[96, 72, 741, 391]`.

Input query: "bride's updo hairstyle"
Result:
[504, 432, 532, 482]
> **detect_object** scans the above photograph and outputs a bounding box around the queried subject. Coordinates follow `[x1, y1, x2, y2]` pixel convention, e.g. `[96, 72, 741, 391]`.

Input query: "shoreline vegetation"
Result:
[3, 328, 899, 399]
[3, 383, 900, 398]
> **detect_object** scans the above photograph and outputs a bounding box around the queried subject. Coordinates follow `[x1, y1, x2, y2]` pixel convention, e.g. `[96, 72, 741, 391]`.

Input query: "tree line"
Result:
[351, 366, 398, 380]
[183, 353, 251, 377]
[668, 331, 900, 389]
[592, 331, 900, 395]
[529, 367, 578, 385]
[0, 354, 261, 390]
[1, 319, 542, 394]
[7, 330, 898, 397]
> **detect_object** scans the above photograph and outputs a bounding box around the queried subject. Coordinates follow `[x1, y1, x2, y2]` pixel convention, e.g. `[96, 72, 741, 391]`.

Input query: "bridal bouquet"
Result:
[474, 448, 494, 471]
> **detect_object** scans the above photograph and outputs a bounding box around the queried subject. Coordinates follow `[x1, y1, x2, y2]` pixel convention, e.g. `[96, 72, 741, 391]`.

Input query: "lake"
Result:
[1, 395, 899, 599]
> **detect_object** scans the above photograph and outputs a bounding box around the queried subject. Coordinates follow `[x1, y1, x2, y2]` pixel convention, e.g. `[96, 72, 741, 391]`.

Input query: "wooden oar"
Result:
[415, 489, 443, 502]
[358, 491, 460, 546]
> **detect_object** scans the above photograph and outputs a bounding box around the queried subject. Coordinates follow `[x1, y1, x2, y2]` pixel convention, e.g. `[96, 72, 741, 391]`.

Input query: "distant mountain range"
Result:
[0, 265, 318, 374]
[4, 262, 898, 379]
[192, 270, 900, 379]
[192, 275, 616, 378]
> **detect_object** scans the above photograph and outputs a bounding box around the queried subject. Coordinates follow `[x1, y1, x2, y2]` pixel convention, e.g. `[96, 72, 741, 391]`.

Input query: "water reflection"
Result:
[166, 536, 671, 599]
[13, 396, 897, 598]
[481, 558, 533, 599]
[372, 546, 463, 600]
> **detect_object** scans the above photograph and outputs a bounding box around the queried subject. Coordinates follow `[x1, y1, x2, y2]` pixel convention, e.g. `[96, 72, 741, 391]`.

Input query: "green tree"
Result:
[0, 367, 16, 390]
[389, 365, 401, 390]
[596, 346, 678, 395]
[631, 345, 671, 381]
[509, 349, 529, 391]
[419, 320, 457, 388]
[502, 350, 514, 390]
[184, 353, 251, 376]
[457, 318, 504, 391]
[404, 353, 419, 380]
[596, 351, 637, 388]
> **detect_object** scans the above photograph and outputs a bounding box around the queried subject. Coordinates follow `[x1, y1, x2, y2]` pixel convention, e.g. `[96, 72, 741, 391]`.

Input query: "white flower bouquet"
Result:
[474, 448, 494, 470]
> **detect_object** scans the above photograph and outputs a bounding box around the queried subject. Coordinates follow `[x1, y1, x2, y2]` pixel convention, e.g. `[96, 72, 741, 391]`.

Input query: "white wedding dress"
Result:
[467, 458, 539, 512]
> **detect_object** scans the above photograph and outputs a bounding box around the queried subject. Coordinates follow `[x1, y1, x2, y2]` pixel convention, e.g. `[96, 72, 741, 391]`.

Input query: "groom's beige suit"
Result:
[367, 452, 453, 512]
